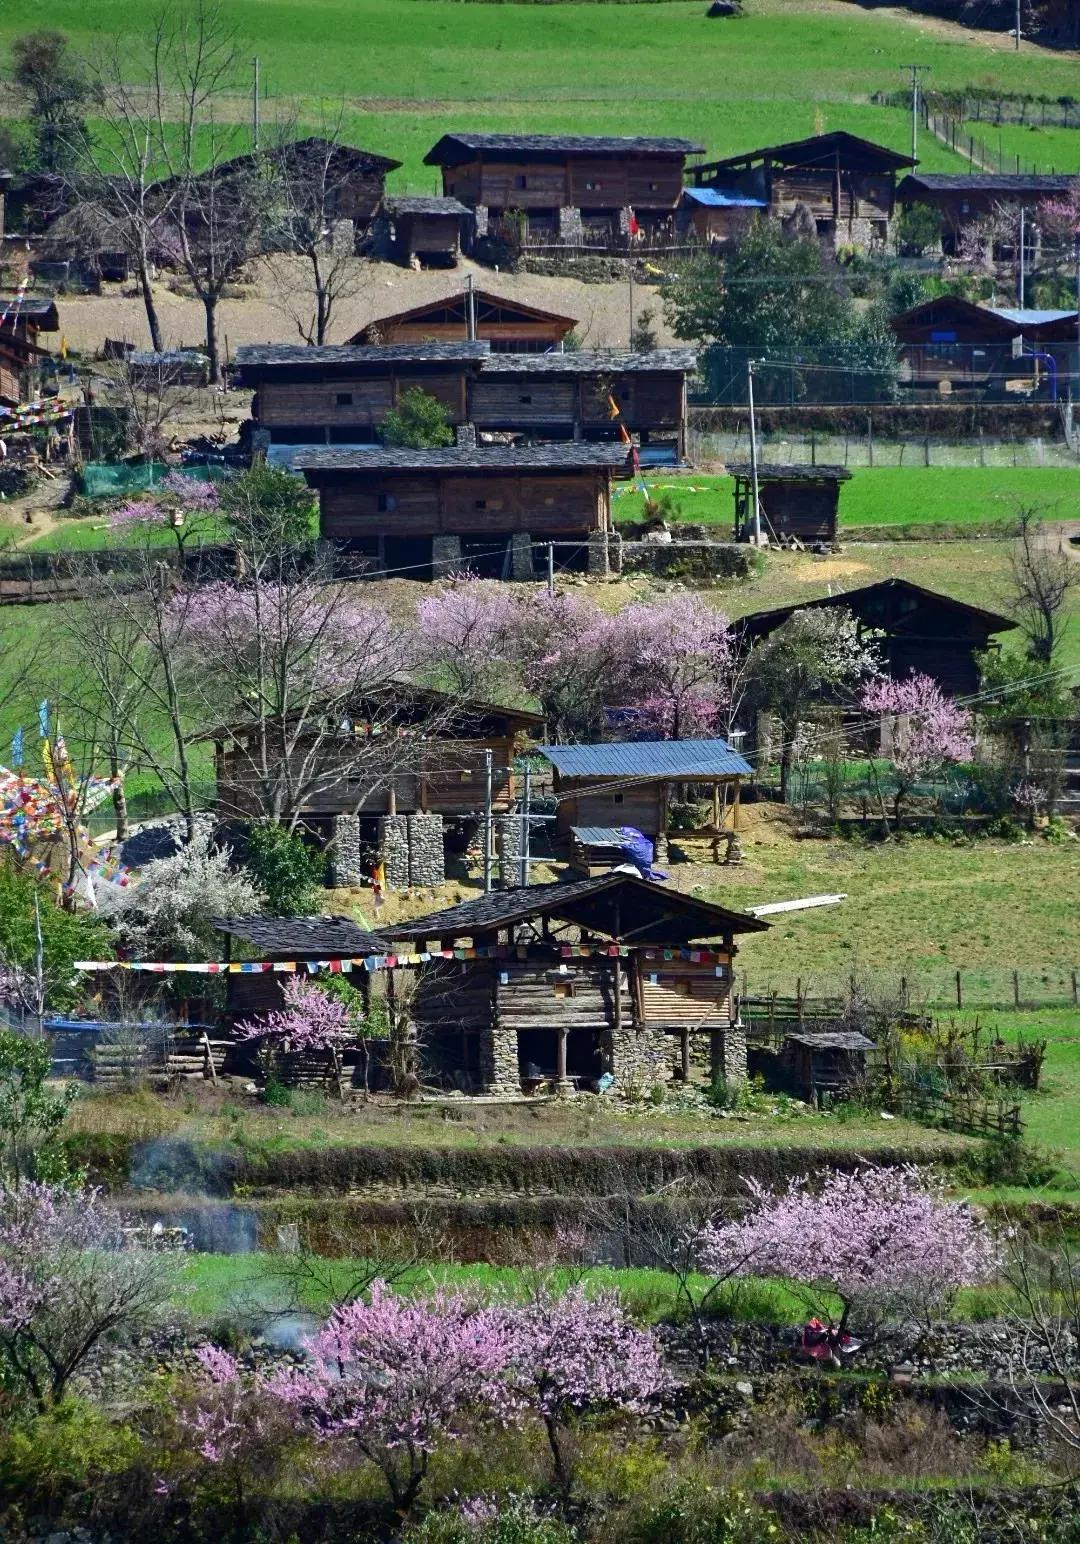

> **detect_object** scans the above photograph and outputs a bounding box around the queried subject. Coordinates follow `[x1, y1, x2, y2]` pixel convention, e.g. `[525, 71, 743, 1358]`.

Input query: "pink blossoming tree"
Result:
[0, 1181, 173, 1408]
[616, 594, 739, 740]
[859, 672, 974, 824]
[109, 471, 221, 557]
[416, 577, 519, 700]
[697, 1166, 1000, 1341]
[234, 976, 363, 1085]
[507, 1286, 671, 1492]
[267, 1279, 517, 1513]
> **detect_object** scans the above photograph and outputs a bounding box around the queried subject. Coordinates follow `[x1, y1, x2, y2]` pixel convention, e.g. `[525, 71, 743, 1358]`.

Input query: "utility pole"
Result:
[466, 272, 476, 341]
[483, 749, 493, 894]
[1015, 0, 1021, 49]
[519, 764, 531, 888]
[627, 225, 635, 348]
[1019, 204, 1026, 307]
[1075, 236, 1080, 413]
[747, 359, 763, 546]
[547, 540, 555, 596]
[902, 64, 931, 166]
[252, 57, 260, 150]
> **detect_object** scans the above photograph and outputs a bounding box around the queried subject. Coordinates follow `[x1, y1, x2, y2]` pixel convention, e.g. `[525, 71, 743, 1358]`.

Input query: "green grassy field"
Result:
[2, 0, 1076, 187]
[617, 466, 1080, 532]
[960, 117, 1080, 175]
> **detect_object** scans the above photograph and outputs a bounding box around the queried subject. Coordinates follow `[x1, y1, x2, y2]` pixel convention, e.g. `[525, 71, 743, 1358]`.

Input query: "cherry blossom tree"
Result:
[266, 1280, 516, 1513]
[0, 1181, 173, 1408]
[615, 594, 740, 740]
[109, 471, 222, 558]
[416, 578, 519, 700]
[234, 976, 365, 1087]
[859, 672, 974, 825]
[697, 1166, 999, 1341]
[506, 1286, 671, 1492]
[509, 592, 621, 742]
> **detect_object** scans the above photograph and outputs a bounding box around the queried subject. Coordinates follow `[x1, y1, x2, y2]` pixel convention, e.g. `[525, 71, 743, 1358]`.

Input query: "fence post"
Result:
[1072, 969, 1078, 1005]
[955, 970, 962, 1009]
[1013, 969, 1020, 1009]
[900, 975, 908, 1011]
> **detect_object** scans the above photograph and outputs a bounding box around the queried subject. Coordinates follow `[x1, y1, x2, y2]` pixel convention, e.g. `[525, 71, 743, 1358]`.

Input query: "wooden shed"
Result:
[424, 132, 704, 248]
[678, 185, 767, 244]
[0, 295, 59, 403]
[891, 296, 1079, 398]
[543, 739, 753, 854]
[897, 172, 1073, 256]
[386, 871, 769, 1095]
[352, 288, 577, 353]
[295, 441, 632, 575]
[780, 1029, 877, 1104]
[727, 462, 852, 546]
[736, 578, 1017, 697]
[690, 132, 914, 251]
[214, 915, 391, 1019]
[382, 196, 472, 267]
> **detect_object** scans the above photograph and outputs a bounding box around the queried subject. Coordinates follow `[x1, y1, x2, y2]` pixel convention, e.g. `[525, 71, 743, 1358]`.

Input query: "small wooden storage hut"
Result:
[382, 196, 472, 267]
[780, 1029, 877, 1104]
[728, 463, 851, 546]
[386, 872, 769, 1095]
[214, 915, 392, 1019]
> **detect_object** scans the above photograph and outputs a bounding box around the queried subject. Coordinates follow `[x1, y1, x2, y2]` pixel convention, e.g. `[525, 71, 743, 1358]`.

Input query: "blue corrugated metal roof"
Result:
[683, 186, 768, 209]
[989, 307, 1078, 327]
[543, 739, 753, 778]
[570, 826, 633, 847]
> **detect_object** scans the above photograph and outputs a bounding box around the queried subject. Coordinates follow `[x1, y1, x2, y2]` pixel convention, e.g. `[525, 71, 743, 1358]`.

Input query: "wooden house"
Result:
[381, 196, 472, 267]
[779, 1029, 876, 1105]
[736, 578, 1017, 697]
[896, 172, 1073, 256]
[214, 915, 391, 1019]
[207, 686, 544, 889]
[689, 132, 914, 251]
[236, 342, 489, 446]
[891, 296, 1079, 399]
[294, 441, 632, 576]
[0, 295, 59, 403]
[237, 342, 696, 456]
[728, 463, 852, 546]
[542, 739, 753, 857]
[386, 871, 769, 1095]
[351, 288, 577, 353]
[424, 132, 704, 249]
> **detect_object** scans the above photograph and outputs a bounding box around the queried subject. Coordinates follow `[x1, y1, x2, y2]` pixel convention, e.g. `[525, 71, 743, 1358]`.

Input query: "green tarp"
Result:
[80, 462, 226, 500]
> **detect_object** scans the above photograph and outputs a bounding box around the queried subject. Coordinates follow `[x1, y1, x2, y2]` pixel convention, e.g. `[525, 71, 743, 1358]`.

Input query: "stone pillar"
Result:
[555, 1025, 570, 1092]
[496, 812, 523, 888]
[587, 531, 610, 576]
[558, 206, 584, 244]
[509, 531, 534, 581]
[432, 534, 462, 578]
[474, 204, 489, 239]
[617, 206, 631, 237]
[250, 426, 271, 464]
[377, 814, 409, 889]
[407, 812, 445, 887]
[455, 422, 477, 449]
[607, 529, 623, 574]
[329, 814, 364, 888]
[710, 1022, 748, 1087]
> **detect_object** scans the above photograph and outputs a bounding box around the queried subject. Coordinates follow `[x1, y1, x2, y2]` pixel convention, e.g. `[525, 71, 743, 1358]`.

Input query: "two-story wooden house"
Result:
[352, 288, 577, 353]
[424, 132, 704, 250]
[294, 441, 632, 577]
[689, 131, 915, 251]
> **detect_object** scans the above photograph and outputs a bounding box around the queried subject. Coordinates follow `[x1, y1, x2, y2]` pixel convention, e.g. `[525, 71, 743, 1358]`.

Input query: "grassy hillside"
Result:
[1, 0, 1076, 187]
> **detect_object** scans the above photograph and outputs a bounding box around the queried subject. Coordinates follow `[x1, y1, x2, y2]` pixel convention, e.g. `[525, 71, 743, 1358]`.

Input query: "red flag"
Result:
[627, 207, 640, 237]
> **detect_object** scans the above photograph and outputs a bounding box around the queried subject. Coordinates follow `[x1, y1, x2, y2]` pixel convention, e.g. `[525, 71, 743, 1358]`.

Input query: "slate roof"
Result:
[479, 349, 697, 374]
[384, 196, 472, 217]
[711, 131, 914, 172]
[541, 739, 753, 779]
[899, 172, 1072, 196]
[786, 1031, 877, 1051]
[236, 341, 490, 369]
[736, 577, 1016, 636]
[294, 443, 633, 473]
[386, 871, 769, 941]
[0, 296, 60, 328]
[214, 915, 392, 957]
[425, 133, 705, 164]
[726, 462, 852, 482]
[571, 826, 634, 847]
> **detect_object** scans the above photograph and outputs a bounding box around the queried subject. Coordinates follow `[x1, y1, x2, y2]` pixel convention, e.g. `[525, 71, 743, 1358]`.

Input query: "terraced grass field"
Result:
[1, 0, 1076, 187]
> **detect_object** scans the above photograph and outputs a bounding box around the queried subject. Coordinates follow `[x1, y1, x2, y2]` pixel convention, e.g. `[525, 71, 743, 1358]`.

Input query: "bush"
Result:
[381, 387, 454, 449]
[0, 1398, 142, 1512]
[403, 1495, 579, 1544]
[261, 1080, 290, 1108]
[958, 1137, 1061, 1189]
[243, 822, 327, 914]
[619, 1481, 775, 1544]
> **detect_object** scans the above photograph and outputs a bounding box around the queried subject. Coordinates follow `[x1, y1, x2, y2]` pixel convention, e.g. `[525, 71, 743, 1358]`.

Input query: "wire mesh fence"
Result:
[737, 965, 1080, 1016]
[691, 428, 1080, 470]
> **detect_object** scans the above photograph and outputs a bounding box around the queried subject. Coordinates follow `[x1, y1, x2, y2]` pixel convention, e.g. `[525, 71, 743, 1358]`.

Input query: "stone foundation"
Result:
[508, 531, 534, 581]
[329, 814, 365, 887]
[407, 812, 446, 886]
[587, 530, 612, 576]
[432, 534, 462, 578]
[711, 1021, 748, 1086]
[496, 811, 524, 888]
[473, 205, 489, 239]
[483, 1019, 522, 1096]
[558, 205, 584, 243]
[609, 1020, 674, 1093]
[377, 814, 410, 889]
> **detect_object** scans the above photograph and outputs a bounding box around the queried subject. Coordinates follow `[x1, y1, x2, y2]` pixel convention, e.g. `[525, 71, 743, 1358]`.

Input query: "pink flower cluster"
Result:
[697, 1166, 1000, 1330]
[183, 1280, 669, 1511]
[859, 672, 974, 782]
[234, 976, 360, 1052]
[108, 473, 220, 535]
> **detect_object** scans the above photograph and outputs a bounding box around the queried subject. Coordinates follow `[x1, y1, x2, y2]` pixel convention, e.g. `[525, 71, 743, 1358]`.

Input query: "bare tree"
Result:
[1011, 506, 1079, 664]
[151, 0, 271, 382]
[1000, 1222, 1080, 1466]
[267, 112, 373, 346]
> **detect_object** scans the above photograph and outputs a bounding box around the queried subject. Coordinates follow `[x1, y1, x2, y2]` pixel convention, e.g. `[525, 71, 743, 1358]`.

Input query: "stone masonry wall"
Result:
[329, 814, 365, 888]
[496, 812, 523, 889]
[407, 813, 446, 886]
[377, 814, 410, 889]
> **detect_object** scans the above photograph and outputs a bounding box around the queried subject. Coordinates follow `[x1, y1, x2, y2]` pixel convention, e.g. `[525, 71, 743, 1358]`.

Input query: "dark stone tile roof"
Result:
[294, 443, 633, 472]
[479, 349, 697, 374]
[236, 341, 490, 368]
[899, 172, 1073, 195]
[213, 915, 392, 957]
[425, 133, 705, 163]
[726, 463, 852, 481]
[385, 196, 472, 217]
